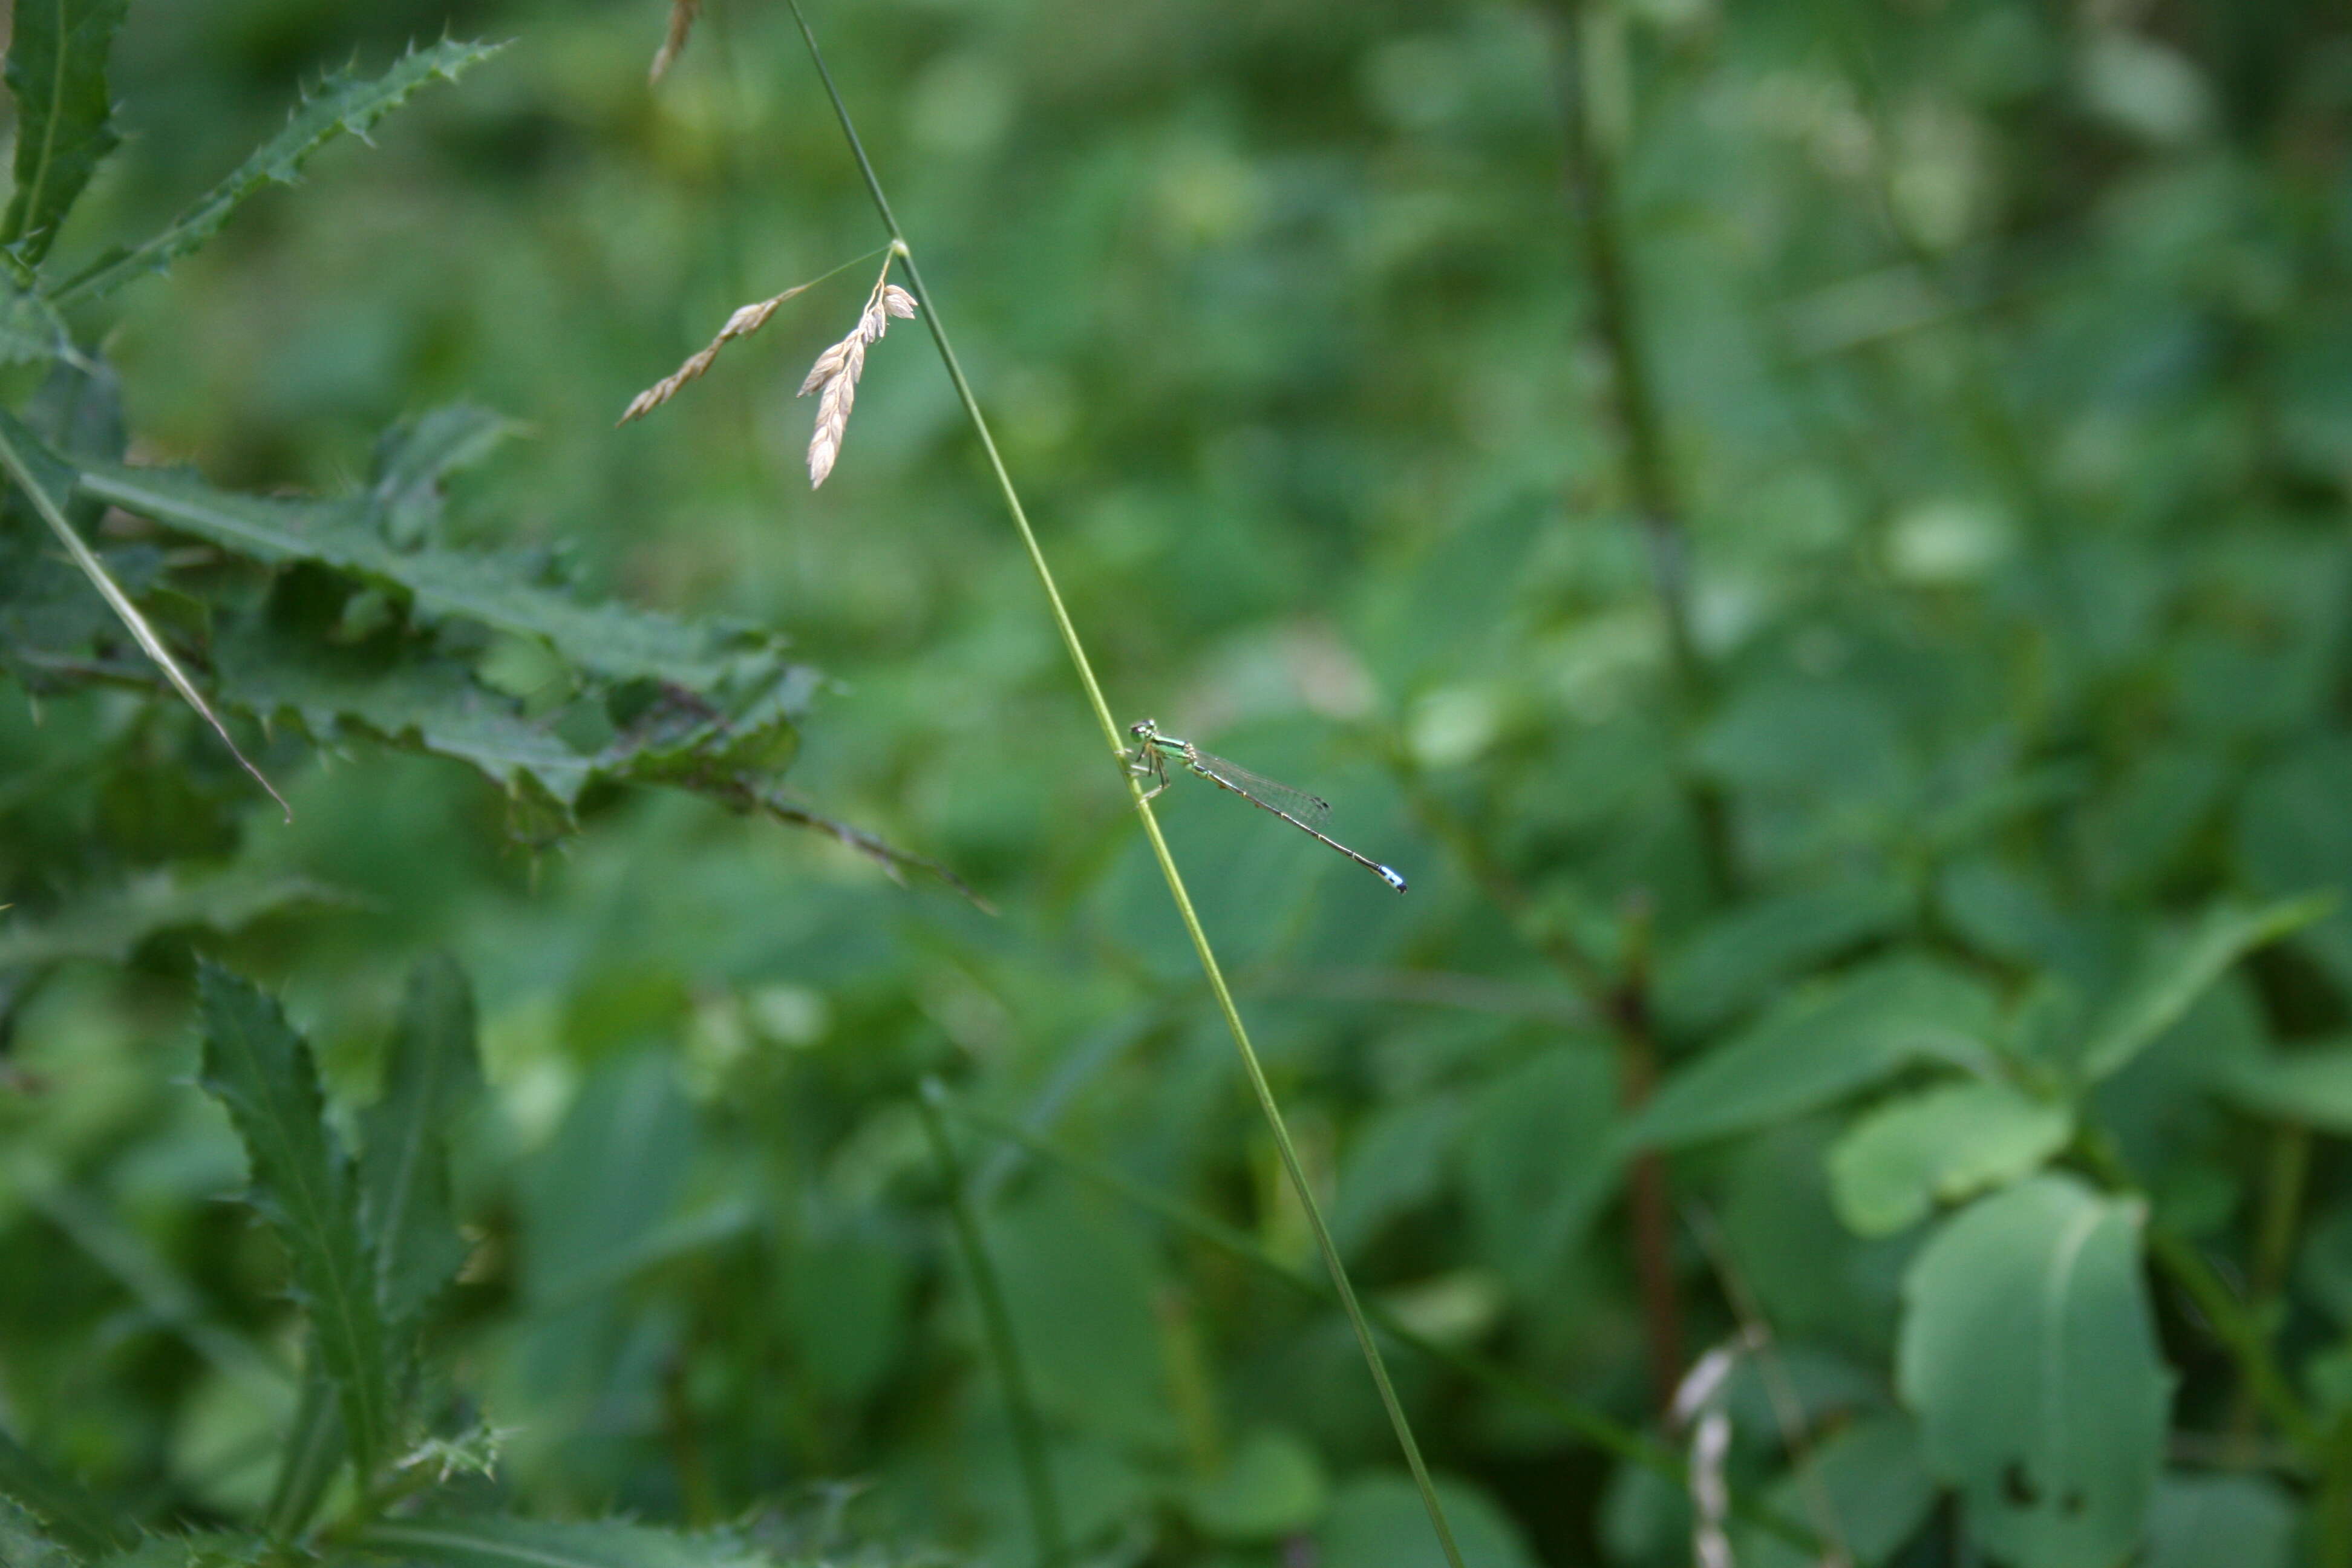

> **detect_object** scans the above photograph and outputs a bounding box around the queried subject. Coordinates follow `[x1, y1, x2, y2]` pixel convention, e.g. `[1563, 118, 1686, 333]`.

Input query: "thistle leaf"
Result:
[3, 0, 129, 266]
[195, 966, 396, 1485]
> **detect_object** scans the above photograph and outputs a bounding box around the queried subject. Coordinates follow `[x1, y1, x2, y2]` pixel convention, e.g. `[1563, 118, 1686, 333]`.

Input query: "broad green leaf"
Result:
[1457, 1044, 1621, 1295]
[1624, 957, 2001, 1151]
[1898, 1174, 2171, 1568]
[358, 953, 482, 1326]
[1318, 1474, 1536, 1568]
[2141, 1472, 2295, 1568]
[353, 1517, 772, 1568]
[0, 871, 346, 971]
[1828, 1077, 2074, 1237]
[0, 409, 288, 817]
[195, 967, 394, 1483]
[50, 41, 507, 307]
[0, 1429, 137, 1557]
[1332, 1093, 1467, 1254]
[2218, 1037, 2352, 1134]
[3, 0, 128, 265]
[2075, 897, 2333, 1082]
[1742, 1413, 1936, 1568]
[1181, 1428, 1330, 1540]
[1653, 875, 1910, 1031]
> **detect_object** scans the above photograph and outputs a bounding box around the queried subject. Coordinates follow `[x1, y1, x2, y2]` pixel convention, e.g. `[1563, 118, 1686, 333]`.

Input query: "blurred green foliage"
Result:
[8, 0, 2352, 1566]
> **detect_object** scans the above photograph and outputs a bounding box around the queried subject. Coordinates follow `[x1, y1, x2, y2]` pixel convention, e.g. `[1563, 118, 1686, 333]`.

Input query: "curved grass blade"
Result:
[3, 0, 129, 266]
[0, 408, 289, 818]
[49, 38, 508, 309]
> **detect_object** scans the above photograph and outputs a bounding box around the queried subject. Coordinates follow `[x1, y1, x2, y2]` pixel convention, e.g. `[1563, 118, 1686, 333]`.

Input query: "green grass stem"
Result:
[779, 8, 1465, 1565]
[915, 1080, 1068, 1568]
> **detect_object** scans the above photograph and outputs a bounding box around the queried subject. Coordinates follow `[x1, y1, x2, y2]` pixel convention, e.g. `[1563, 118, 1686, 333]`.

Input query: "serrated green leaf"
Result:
[0, 1495, 79, 1568]
[0, 870, 348, 971]
[194, 966, 394, 1485]
[0, 1430, 137, 1557]
[78, 459, 800, 691]
[1624, 956, 2001, 1151]
[1828, 1077, 2074, 1237]
[50, 39, 507, 308]
[1898, 1175, 2172, 1568]
[0, 408, 288, 816]
[2075, 897, 2334, 1082]
[92, 1530, 276, 1568]
[3, 0, 129, 266]
[359, 953, 481, 1327]
[353, 1517, 770, 1568]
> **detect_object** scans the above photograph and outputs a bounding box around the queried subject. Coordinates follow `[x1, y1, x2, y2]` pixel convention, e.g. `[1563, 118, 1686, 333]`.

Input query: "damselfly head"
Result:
[1129, 719, 1156, 739]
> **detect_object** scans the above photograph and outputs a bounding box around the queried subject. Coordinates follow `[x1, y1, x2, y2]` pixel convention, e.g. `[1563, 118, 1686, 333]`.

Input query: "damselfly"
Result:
[1127, 719, 1407, 892]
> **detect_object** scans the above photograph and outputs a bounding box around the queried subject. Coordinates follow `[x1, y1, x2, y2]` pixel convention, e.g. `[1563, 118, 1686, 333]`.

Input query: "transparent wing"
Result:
[1187, 750, 1333, 828]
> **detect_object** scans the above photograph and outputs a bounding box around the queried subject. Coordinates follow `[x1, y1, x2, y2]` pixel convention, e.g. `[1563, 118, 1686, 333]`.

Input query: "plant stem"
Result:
[944, 1093, 1826, 1558]
[2230, 1122, 2313, 1451]
[1545, 0, 1734, 899]
[2079, 1131, 2322, 1454]
[915, 1080, 1068, 1568]
[777, 9, 1465, 1565]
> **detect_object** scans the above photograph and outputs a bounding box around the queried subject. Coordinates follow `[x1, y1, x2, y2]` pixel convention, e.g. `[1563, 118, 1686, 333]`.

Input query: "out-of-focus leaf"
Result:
[2236, 740, 2352, 990]
[3, 0, 128, 266]
[1456, 1044, 1619, 1295]
[1827, 1077, 2074, 1237]
[2140, 1472, 2296, 1568]
[0, 871, 348, 971]
[0, 1497, 76, 1568]
[50, 41, 508, 307]
[1898, 1175, 2171, 1568]
[358, 953, 482, 1327]
[1181, 1427, 1329, 1540]
[195, 966, 394, 1482]
[1653, 875, 1911, 1031]
[2074, 897, 2333, 1082]
[1741, 1413, 1936, 1568]
[1624, 957, 2001, 1151]
[1318, 1474, 1535, 1568]
[353, 1517, 776, 1568]
[369, 405, 521, 549]
[2218, 1037, 2352, 1133]
[1331, 1093, 1466, 1255]
[0, 1430, 137, 1557]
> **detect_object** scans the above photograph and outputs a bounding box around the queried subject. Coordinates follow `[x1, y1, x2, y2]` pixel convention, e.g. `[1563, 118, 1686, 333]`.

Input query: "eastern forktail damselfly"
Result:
[1127, 719, 1406, 893]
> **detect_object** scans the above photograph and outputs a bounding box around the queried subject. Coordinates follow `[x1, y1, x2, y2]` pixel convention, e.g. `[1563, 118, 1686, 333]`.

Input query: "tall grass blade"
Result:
[776, 8, 1466, 1565]
[0, 408, 290, 818]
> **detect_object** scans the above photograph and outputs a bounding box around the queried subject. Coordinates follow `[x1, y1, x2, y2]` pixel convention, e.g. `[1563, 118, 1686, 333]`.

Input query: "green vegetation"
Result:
[5, 2, 2352, 1566]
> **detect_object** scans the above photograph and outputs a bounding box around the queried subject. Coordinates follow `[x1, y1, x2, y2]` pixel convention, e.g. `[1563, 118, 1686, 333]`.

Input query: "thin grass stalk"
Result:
[915, 1079, 1069, 1568]
[777, 8, 1465, 1565]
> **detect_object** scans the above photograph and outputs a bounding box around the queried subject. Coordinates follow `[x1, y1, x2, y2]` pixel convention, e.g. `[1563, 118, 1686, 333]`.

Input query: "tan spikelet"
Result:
[618, 280, 820, 425]
[800, 269, 918, 488]
[649, 0, 702, 82]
